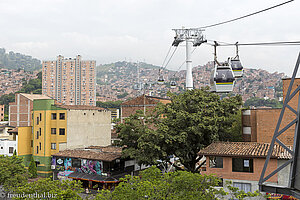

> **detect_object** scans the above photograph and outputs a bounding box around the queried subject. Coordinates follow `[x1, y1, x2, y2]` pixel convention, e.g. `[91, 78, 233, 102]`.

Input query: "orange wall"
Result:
[202, 157, 278, 183]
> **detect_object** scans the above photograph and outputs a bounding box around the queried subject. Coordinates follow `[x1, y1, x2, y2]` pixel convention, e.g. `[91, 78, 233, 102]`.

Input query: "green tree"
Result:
[12, 178, 83, 200]
[0, 155, 27, 191]
[28, 156, 37, 178]
[96, 100, 123, 109]
[244, 97, 282, 108]
[117, 88, 243, 172]
[95, 166, 260, 200]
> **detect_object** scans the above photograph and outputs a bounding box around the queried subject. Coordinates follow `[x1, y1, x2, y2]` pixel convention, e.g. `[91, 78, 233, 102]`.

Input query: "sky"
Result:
[0, 0, 299, 75]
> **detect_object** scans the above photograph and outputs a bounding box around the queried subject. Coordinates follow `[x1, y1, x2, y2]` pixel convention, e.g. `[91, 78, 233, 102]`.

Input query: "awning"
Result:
[67, 172, 120, 183]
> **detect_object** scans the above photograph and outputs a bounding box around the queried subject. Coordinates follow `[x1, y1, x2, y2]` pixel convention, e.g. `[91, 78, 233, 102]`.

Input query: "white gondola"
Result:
[230, 57, 243, 78]
[170, 81, 176, 89]
[157, 68, 164, 84]
[157, 76, 164, 84]
[229, 42, 243, 78]
[210, 62, 235, 93]
[210, 41, 235, 93]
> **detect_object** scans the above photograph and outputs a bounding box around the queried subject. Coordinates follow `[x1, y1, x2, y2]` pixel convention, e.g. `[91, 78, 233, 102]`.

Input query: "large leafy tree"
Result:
[12, 178, 83, 200]
[95, 166, 260, 200]
[117, 87, 243, 172]
[0, 155, 27, 191]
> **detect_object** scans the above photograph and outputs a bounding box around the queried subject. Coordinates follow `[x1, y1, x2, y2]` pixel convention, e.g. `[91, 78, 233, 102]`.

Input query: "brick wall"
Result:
[241, 78, 300, 145]
[9, 94, 32, 127]
[203, 156, 278, 183]
[121, 95, 170, 121]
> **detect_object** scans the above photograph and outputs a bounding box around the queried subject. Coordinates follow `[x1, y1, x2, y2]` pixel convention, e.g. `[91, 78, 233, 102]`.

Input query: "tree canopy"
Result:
[244, 97, 282, 108]
[95, 166, 261, 200]
[12, 178, 83, 200]
[96, 100, 123, 109]
[0, 155, 27, 191]
[117, 88, 243, 172]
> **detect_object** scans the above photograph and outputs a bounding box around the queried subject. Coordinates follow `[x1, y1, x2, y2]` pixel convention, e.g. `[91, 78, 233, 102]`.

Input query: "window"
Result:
[39, 142, 41, 150]
[36, 131, 39, 139]
[209, 157, 223, 168]
[39, 128, 41, 136]
[9, 147, 14, 154]
[36, 117, 39, 125]
[36, 146, 39, 154]
[31, 140, 33, 147]
[72, 158, 81, 168]
[51, 128, 56, 135]
[233, 182, 251, 193]
[59, 128, 65, 135]
[51, 143, 56, 150]
[232, 158, 253, 173]
[51, 113, 57, 120]
[39, 113, 42, 121]
[59, 113, 65, 120]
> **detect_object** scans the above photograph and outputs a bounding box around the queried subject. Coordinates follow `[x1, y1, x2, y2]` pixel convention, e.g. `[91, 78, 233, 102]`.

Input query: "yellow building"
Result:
[18, 99, 111, 177]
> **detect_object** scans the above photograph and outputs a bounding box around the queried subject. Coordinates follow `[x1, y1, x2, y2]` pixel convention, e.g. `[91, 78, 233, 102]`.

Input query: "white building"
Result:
[0, 139, 17, 156]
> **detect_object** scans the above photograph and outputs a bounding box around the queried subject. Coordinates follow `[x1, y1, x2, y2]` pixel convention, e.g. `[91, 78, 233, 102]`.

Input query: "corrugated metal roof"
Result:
[198, 142, 292, 159]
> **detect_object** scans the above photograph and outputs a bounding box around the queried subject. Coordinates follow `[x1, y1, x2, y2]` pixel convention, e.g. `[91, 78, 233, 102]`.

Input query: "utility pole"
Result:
[172, 28, 206, 90]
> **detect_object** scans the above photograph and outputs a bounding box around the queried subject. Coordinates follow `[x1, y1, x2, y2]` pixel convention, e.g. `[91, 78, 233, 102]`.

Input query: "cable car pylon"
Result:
[259, 53, 300, 198]
[171, 28, 206, 90]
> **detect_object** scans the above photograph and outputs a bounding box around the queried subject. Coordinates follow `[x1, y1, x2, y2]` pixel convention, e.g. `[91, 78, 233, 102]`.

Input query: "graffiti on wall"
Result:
[54, 157, 103, 175]
[76, 159, 102, 175]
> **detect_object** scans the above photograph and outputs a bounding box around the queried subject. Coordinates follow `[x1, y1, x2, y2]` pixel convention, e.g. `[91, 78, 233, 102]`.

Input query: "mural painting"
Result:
[76, 159, 102, 175]
[53, 157, 103, 175]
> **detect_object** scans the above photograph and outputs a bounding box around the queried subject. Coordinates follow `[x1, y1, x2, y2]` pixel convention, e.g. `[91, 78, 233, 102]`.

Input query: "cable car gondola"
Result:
[157, 69, 164, 84]
[210, 42, 235, 93]
[229, 42, 243, 78]
[170, 81, 176, 89]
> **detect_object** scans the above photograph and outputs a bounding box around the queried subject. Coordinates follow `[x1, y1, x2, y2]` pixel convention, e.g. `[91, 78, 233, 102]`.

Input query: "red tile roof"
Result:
[198, 142, 292, 159]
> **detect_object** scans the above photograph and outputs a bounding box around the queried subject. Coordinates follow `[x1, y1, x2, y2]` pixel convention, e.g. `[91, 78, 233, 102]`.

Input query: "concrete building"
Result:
[18, 99, 111, 177]
[9, 93, 51, 127]
[0, 139, 17, 156]
[42, 55, 96, 106]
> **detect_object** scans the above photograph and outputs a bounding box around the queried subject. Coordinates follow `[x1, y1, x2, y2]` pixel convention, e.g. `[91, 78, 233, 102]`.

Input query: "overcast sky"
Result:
[0, 0, 299, 75]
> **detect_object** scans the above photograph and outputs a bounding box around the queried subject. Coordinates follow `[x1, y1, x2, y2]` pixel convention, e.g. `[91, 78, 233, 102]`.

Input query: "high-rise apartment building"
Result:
[42, 55, 96, 106]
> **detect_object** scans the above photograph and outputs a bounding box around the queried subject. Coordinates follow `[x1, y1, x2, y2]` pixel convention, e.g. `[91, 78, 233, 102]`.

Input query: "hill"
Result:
[96, 61, 285, 102]
[0, 48, 41, 71]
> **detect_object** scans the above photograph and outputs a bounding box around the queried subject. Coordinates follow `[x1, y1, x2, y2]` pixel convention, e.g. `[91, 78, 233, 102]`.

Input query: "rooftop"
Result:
[121, 94, 170, 106]
[20, 93, 52, 101]
[198, 142, 292, 160]
[55, 105, 105, 111]
[53, 146, 122, 162]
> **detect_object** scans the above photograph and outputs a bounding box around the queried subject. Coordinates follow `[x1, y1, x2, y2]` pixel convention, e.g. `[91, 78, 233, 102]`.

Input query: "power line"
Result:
[198, 0, 294, 29]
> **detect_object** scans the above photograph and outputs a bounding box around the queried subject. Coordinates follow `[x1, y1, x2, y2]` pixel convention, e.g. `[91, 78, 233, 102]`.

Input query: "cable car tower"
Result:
[259, 53, 300, 198]
[172, 28, 206, 90]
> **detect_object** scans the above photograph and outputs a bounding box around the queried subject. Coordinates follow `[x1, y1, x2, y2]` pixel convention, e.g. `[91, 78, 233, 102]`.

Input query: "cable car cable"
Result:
[162, 46, 178, 70]
[204, 40, 300, 46]
[161, 45, 173, 69]
[198, 0, 294, 29]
